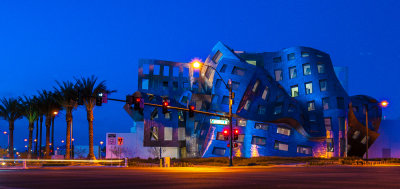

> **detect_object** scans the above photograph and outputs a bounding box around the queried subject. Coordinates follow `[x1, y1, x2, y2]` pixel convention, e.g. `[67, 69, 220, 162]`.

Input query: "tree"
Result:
[54, 80, 78, 159]
[20, 96, 39, 159]
[0, 97, 23, 158]
[37, 90, 61, 159]
[76, 75, 115, 160]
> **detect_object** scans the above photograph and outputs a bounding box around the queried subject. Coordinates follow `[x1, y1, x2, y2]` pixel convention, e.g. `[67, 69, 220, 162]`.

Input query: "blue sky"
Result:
[0, 0, 399, 150]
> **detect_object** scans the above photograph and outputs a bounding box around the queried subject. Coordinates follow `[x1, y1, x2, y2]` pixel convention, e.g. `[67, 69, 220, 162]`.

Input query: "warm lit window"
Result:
[317, 63, 325, 74]
[352, 131, 360, 139]
[212, 51, 223, 63]
[324, 117, 332, 131]
[163, 66, 169, 76]
[274, 141, 289, 151]
[291, 85, 299, 97]
[232, 66, 246, 76]
[287, 53, 295, 60]
[205, 66, 213, 79]
[273, 57, 282, 63]
[322, 97, 329, 110]
[319, 80, 327, 91]
[262, 86, 269, 100]
[289, 66, 297, 79]
[244, 100, 251, 110]
[297, 146, 312, 154]
[277, 126, 291, 136]
[238, 119, 247, 127]
[307, 101, 315, 111]
[246, 60, 256, 65]
[301, 52, 310, 57]
[255, 123, 268, 130]
[275, 69, 283, 81]
[303, 64, 311, 75]
[361, 136, 369, 144]
[142, 79, 149, 90]
[258, 105, 266, 114]
[305, 82, 313, 94]
[153, 65, 160, 75]
[165, 112, 171, 120]
[252, 80, 260, 92]
[216, 132, 225, 141]
[252, 136, 266, 145]
[164, 127, 172, 141]
[143, 64, 149, 74]
[178, 127, 185, 141]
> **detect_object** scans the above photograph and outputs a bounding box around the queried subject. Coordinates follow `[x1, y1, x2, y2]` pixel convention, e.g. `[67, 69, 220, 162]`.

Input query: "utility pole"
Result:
[228, 79, 233, 167]
[365, 105, 369, 162]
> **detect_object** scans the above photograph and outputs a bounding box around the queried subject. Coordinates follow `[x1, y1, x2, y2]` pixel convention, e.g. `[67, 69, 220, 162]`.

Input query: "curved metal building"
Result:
[128, 42, 382, 159]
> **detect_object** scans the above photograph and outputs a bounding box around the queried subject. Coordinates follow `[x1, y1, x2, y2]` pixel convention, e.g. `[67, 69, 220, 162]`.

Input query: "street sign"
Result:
[108, 134, 116, 145]
[210, 119, 229, 125]
[118, 137, 124, 145]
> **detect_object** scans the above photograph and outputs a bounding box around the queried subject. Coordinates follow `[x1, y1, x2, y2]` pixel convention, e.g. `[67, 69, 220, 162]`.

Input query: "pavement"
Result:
[1, 166, 400, 189]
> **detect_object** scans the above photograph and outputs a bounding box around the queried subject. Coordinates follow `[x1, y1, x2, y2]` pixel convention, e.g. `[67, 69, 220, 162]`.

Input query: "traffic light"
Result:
[96, 93, 103, 106]
[162, 99, 169, 114]
[189, 105, 195, 118]
[234, 129, 239, 141]
[77, 91, 84, 105]
[134, 97, 144, 114]
[234, 143, 238, 148]
[223, 129, 229, 141]
[126, 95, 133, 105]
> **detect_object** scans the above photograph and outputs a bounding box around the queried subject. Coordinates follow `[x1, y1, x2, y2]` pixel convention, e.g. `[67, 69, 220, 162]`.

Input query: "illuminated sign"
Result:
[210, 119, 229, 125]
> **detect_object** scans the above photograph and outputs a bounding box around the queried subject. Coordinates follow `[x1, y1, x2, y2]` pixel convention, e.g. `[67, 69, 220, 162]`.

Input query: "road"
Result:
[0, 166, 400, 189]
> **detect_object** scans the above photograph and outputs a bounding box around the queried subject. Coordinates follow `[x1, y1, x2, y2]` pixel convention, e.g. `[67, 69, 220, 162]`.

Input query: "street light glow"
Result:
[381, 100, 389, 108]
[100, 141, 104, 145]
[53, 111, 59, 115]
[191, 58, 203, 69]
[3, 131, 7, 135]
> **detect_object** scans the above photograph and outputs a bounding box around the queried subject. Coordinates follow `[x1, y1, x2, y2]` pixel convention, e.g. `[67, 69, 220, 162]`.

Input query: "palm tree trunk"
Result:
[39, 115, 43, 158]
[28, 122, 34, 159]
[45, 116, 51, 159]
[8, 121, 14, 158]
[51, 116, 55, 155]
[35, 119, 39, 157]
[87, 108, 96, 160]
[65, 108, 72, 159]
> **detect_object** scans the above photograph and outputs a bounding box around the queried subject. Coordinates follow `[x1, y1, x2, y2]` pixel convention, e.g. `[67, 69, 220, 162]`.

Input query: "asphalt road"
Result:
[1, 166, 400, 189]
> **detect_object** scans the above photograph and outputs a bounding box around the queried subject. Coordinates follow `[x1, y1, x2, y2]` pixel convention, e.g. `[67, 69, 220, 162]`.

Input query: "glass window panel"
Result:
[238, 119, 247, 127]
[255, 123, 269, 130]
[252, 80, 260, 92]
[305, 82, 313, 94]
[303, 64, 311, 75]
[274, 141, 289, 151]
[322, 97, 329, 110]
[274, 104, 282, 115]
[212, 51, 223, 63]
[287, 53, 295, 60]
[143, 64, 150, 74]
[277, 126, 291, 136]
[183, 67, 189, 77]
[337, 97, 345, 109]
[232, 66, 246, 76]
[275, 69, 283, 81]
[173, 81, 178, 90]
[258, 105, 266, 114]
[220, 64, 227, 73]
[307, 101, 315, 111]
[352, 131, 360, 139]
[291, 85, 299, 97]
[273, 57, 282, 63]
[324, 118, 332, 131]
[289, 66, 297, 79]
[150, 126, 158, 141]
[216, 132, 225, 140]
[151, 108, 158, 120]
[317, 63, 325, 74]
[262, 86, 269, 100]
[205, 66, 213, 79]
[232, 81, 240, 91]
[319, 80, 327, 91]
[153, 65, 160, 75]
[178, 127, 185, 141]
[212, 147, 226, 156]
[173, 67, 179, 77]
[301, 52, 310, 57]
[142, 79, 149, 90]
[222, 96, 229, 105]
[251, 136, 266, 145]
[164, 127, 172, 141]
[244, 100, 251, 110]
[163, 66, 170, 76]
[288, 104, 296, 113]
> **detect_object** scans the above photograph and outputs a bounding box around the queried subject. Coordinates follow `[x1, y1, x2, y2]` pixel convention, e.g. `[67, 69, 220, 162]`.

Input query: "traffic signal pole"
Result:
[229, 82, 233, 167]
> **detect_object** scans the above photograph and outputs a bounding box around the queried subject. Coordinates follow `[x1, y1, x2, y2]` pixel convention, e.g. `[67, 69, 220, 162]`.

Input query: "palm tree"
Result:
[34, 95, 45, 158]
[0, 97, 23, 158]
[76, 76, 115, 160]
[37, 90, 61, 158]
[20, 96, 39, 159]
[54, 80, 78, 159]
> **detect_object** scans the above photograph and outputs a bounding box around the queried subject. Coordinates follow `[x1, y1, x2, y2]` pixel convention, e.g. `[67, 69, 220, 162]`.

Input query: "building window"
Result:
[303, 63, 311, 76]
[142, 79, 149, 90]
[222, 96, 229, 105]
[319, 80, 327, 91]
[183, 67, 189, 77]
[164, 127, 173, 141]
[275, 69, 283, 81]
[287, 53, 295, 60]
[301, 52, 310, 57]
[251, 136, 266, 145]
[327, 138, 334, 152]
[309, 114, 317, 122]
[232, 66, 246, 76]
[173, 81, 178, 90]
[338, 117, 345, 131]
[255, 123, 268, 130]
[258, 105, 266, 114]
[232, 81, 240, 91]
[297, 146, 312, 154]
[252, 80, 260, 92]
[212, 147, 226, 156]
[193, 69, 200, 78]
[205, 66, 213, 79]
[143, 64, 150, 74]
[216, 132, 225, 141]
[317, 63, 325, 74]
[151, 108, 158, 120]
[324, 117, 332, 131]
[153, 65, 160, 75]
[322, 98, 329, 110]
[220, 64, 227, 73]
[273, 57, 282, 63]
[183, 82, 190, 89]
[178, 127, 185, 141]
[237, 134, 245, 142]
[274, 104, 282, 115]
[262, 86, 269, 100]
[307, 101, 315, 111]
[361, 136, 369, 144]
[162, 81, 168, 89]
[165, 112, 171, 120]
[277, 126, 291, 136]
[290, 85, 299, 97]
[289, 66, 297, 79]
[305, 82, 313, 94]
[212, 50, 223, 63]
[150, 126, 158, 141]
[352, 131, 360, 139]
[246, 60, 256, 65]
[238, 119, 247, 127]
[288, 104, 296, 113]
[337, 97, 345, 109]
[274, 141, 289, 151]
[173, 67, 179, 77]
[163, 66, 170, 76]
[316, 54, 323, 58]
[244, 100, 251, 110]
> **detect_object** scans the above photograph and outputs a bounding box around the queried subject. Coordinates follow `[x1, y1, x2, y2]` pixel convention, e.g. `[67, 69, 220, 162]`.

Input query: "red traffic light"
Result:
[234, 129, 239, 135]
[163, 101, 169, 106]
[190, 105, 195, 111]
[136, 98, 141, 102]
[223, 129, 229, 136]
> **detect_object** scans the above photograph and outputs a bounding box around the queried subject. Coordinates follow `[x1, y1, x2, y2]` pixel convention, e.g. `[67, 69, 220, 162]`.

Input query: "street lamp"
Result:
[2, 131, 9, 157]
[99, 141, 104, 159]
[191, 60, 234, 166]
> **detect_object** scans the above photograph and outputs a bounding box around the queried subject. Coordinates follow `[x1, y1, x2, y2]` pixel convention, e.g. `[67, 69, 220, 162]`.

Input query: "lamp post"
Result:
[51, 111, 58, 155]
[3, 131, 9, 157]
[192, 60, 234, 166]
[99, 141, 104, 159]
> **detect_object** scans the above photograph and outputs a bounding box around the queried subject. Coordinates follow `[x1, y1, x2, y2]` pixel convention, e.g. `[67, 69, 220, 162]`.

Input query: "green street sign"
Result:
[210, 119, 229, 125]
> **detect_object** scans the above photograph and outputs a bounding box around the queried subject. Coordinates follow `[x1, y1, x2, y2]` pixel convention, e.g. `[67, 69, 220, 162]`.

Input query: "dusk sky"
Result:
[0, 0, 399, 150]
